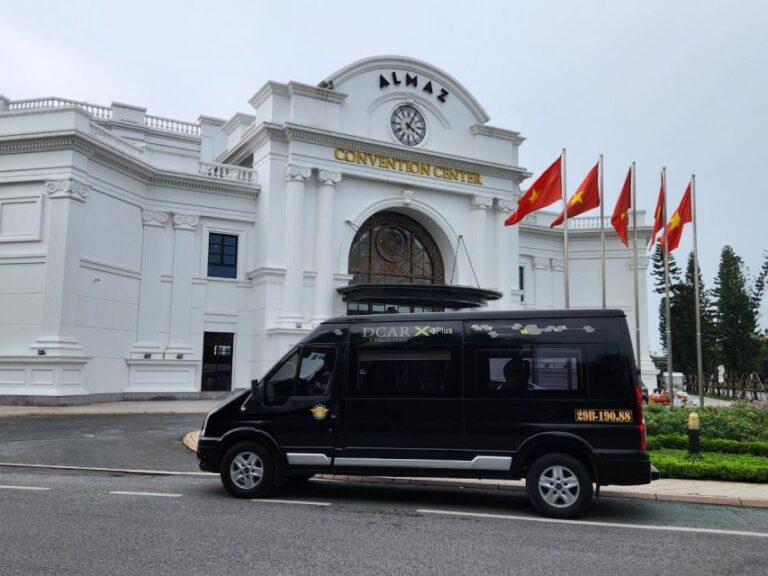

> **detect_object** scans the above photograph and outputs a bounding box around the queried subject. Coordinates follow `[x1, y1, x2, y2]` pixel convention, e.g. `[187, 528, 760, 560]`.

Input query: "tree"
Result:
[651, 244, 683, 357]
[713, 246, 759, 379]
[650, 243, 682, 295]
[668, 252, 718, 385]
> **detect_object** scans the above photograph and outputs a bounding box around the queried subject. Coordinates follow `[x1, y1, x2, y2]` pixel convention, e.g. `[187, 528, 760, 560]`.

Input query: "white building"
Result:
[0, 56, 654, 403]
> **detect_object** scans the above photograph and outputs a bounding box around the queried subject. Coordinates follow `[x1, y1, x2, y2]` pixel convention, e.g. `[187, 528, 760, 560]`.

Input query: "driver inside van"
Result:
[500, 356, 528, 392]
[299, 356, 334, 396]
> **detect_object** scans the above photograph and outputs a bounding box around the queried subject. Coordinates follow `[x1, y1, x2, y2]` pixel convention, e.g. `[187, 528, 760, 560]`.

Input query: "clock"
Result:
[391, 104, 426, 146]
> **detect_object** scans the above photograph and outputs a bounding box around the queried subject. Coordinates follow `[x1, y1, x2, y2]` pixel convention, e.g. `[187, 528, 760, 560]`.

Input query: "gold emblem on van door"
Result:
[575, 409, 633, 423]
[310, 405, 329, 420]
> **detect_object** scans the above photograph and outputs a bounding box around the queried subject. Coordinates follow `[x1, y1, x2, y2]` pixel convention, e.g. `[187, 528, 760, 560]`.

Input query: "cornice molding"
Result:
[471, 124, 526, 145]
[283, 123, 530, 183]
[0, 133, 259, 199]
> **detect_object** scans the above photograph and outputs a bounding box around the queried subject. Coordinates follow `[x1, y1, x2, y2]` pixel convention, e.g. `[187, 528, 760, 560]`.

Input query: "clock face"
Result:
[391, 104, 426, 146]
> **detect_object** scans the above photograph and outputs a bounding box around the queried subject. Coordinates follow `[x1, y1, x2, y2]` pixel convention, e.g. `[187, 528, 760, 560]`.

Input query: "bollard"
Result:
[687, 411, 700, 454]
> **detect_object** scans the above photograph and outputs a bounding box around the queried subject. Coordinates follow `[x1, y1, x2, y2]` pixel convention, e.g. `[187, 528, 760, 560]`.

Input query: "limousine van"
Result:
[197, 310, 654, 518]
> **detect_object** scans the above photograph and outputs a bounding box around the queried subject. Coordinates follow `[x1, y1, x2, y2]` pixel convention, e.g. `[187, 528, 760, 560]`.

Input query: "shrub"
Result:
[646, 434, 768, 457]
[651, 449, 768, 483]
[644, 403, 768, 442]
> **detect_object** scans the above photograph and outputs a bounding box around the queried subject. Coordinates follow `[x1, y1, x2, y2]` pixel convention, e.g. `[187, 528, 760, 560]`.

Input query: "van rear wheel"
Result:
[526, 453, 592, 518]
[220, 441, 274, 499]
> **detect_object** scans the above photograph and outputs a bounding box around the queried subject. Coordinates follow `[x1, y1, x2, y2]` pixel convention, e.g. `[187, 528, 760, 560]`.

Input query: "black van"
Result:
[197, 310, 653, 518]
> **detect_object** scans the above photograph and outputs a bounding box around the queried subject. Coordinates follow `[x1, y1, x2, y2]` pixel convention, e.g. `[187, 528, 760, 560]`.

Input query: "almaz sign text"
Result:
[379, 71, 449, 103]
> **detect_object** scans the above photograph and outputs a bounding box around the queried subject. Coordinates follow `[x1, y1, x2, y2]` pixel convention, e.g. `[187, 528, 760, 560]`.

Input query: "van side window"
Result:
[473, 347, 583, 396]
[353, 349, 457, 398]
[296, 349, 335, 397]
[264, 348, 336, 404]
[588, 343, 629, 399]
[264, 350, 299, 405]
[532, 348, 581, 391]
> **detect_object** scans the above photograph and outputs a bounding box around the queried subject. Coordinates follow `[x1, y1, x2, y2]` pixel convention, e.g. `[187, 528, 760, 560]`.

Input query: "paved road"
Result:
[1, 467, 767, 576]
[0, 414, 203, 471]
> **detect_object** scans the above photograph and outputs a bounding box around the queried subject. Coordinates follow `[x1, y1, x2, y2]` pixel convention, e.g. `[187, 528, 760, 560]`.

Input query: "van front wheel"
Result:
[526, 453, 592, 518]
[220, 441, 274, 499]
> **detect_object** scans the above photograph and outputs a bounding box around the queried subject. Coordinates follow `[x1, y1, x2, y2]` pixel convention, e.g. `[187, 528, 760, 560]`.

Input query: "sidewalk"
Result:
[0, 399, 219, 418]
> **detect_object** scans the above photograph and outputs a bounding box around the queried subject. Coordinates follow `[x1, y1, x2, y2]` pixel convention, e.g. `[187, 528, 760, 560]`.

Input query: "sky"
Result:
[1, 0, 767, 350]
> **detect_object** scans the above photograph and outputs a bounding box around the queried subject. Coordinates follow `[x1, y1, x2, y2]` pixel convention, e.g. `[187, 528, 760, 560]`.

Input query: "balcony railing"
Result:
[8, 97, 112, 119]
[144, 114, 200, 136]
[5, 97, 200, 136]
[199, 162, 257, 184]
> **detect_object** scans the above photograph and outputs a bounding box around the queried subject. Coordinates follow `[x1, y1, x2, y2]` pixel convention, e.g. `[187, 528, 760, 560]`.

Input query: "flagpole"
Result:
[662, 167, 674, 405]
[692, 174, 705, 407]
[562, 148, 570, 309]
[599, 154, 606, 309]
[631, 162, 641, 376]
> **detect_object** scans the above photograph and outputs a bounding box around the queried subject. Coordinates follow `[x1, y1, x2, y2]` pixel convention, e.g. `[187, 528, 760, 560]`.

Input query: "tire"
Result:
[526, 453, 593, 518]
[220, 441, 274, 499]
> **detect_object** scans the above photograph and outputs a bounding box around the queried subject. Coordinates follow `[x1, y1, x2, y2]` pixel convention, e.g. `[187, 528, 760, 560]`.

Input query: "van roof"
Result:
[321, 309, 626, 325]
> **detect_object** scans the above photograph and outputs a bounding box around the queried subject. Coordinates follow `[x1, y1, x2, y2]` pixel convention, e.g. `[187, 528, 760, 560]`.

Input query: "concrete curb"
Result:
[181, 430, 768, 509]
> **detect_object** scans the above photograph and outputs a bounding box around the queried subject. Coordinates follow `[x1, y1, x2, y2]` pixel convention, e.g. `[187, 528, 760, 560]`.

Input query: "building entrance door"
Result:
[202, 332, 234, 391]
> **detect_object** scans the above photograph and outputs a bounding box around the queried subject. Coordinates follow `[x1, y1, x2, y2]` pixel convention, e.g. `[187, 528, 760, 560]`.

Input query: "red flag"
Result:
[661, 183, 692, 252]
[648, 175, 665, 249]
[505, 156, 562, 226]
[550, 162, 600, 228]
[611, 166, 632, 246]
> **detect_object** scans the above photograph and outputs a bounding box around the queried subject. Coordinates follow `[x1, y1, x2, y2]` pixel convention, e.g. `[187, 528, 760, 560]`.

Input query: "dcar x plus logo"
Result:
[414, 326, 453, 337]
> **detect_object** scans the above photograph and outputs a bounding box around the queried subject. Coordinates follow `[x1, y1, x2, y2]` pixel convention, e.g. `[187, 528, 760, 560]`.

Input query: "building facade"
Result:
[0, 56, 654, 402]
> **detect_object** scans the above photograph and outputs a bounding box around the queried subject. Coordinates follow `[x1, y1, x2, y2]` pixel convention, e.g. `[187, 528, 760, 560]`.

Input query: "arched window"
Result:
[347, 212, 445, 314]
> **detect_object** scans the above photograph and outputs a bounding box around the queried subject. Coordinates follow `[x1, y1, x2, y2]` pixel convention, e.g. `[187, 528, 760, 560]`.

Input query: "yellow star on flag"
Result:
[528, 189, 539, 204]
[621, 211, 628, 221]
[669, 212, 682, 230]
[569, 191, 584, 206]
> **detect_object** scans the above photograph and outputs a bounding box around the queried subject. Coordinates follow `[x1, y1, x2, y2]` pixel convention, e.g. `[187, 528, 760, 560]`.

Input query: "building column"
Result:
[551, 258, 565, 308]
[131, 211, 168, 358]
[277, 164, 311, 328]
[491, 198, 517, 309]
[631, 255, 657, 389]
[32, 178, 88, 355]
[470, 195, 492, 288]
[166, 214, 199, 358]
[312, 170, 341, 324]
[532, 257, 551, 308]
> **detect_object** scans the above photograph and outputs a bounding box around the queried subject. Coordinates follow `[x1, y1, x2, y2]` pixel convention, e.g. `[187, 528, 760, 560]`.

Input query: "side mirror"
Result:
[247, 379, 264, 410]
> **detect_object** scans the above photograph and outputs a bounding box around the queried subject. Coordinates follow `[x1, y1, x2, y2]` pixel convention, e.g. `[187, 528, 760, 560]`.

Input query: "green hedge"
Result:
[647, 434, 768, 457]
[651, 449, 768, 483]
[645, 403, 768, 442]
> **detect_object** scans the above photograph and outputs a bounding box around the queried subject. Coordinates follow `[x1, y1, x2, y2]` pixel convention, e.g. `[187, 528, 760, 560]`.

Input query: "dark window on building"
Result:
[353, 349, 458, 398]
[519, 265, 526, 303]
[208, 233, 238, 278]
[346, 212, 446, 315]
